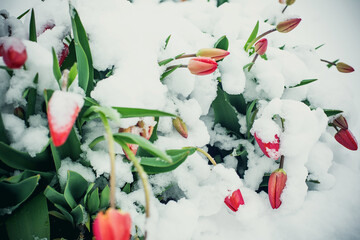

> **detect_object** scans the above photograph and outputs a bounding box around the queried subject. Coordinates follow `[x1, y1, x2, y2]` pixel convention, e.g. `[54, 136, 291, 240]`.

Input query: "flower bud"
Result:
[14, 107, 25, 120]
[276, 18, 301, 33]
[286, 0, 296, 5]
[254, 133, 280, 160]
[1, 37, 27, 69]
[254, 38, 268, 56]
[335, 129, 358, 151]
[172, 117, 188, 138]
[336, 62, 354, 73]
[196, 48, 230, 61]
[279, 0, 285, 3]
[93, 208, 131, 240]
[268, 168, 287, 209]
[224, 189, 244, 212]
[332, 115, 348, 130]
[119, 126, 140, 158]
[187, 57, 218, 76]
[137, 119, 154, 140]
[58, 43, 69, 66]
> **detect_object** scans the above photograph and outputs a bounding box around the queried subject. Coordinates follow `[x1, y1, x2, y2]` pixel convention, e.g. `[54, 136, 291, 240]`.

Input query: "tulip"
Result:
[254, 133, 280, 160]
[172, 117, 188, 138]
[187, 57, 218, 76]
[276, 18, 301, 33]
[1, 37, 27, 69]
[254, 38, 268, 56]
[268, 168, 287, 209]
[336, 62, 355, 73]
[279, 0, 285, 3]
[93, 208, 131, 240]
[335, 129, 358, 151]
[119, 126, 140, 158]
[58, 43, 69, 66]
[286, 0, 296, 5]
[332, 115, 348, 130]
[137, 119, 154, 140]
[224, 189, 245, 212]
[196, 48, 230, 61]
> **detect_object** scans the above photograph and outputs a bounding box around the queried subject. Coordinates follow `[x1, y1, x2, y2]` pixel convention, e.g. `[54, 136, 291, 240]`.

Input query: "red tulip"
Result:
[58, 43, 69, 66]
[224, 189, 245, 212]
[38, 21, 55, 36]
[93, 208, 131, 240]
[276, 18, 301, 33]
[137, 120, 154, 140]
[196, 48, 230, 61]
[268, 168, 287, 209]
[1, 37, 27, 69]
[254, 133, 280, 160]
[172, 117, 188, 138]
[335, 129, 358, 151]
[254, 38, 268, 56]
[336, 62, 354, 73]
[187, 57, 218, 76]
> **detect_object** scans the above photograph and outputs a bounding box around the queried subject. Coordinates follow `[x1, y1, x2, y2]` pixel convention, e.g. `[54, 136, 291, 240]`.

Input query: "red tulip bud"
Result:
[1, 37, 27, 69]
[93, 208, 131, 240]
[254, 133, 280, 160]
[336, 62, 354, 73]
[172, 117, 188, 138]
[196, 48, 230, 61]
[188, 57, 218, 76]
[38, 21, 55, 36]
[335, 129, 358, 151]
[332, 115, 348, 130]
[224, 189, 245, 212]
[268, 168, 287, 209]
[58, 43, 69, 66]
[276, 18, 301, 33]
[254, 38, 268, 56]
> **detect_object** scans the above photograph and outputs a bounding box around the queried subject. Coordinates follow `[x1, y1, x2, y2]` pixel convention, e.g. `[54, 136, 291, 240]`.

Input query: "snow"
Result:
[1, 0, 360, 239]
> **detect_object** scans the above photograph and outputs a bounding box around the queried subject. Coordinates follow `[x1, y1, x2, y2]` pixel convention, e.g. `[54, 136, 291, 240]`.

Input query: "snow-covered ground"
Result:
[1, 0, 359, 239]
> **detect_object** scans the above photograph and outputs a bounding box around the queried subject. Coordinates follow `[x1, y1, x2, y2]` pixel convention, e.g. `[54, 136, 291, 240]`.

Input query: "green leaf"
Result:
[246, 100, 257, 138]
[122, 183, 131, 194]
[323, 109, 343, 117]
[0, 174, 40, 208]
[164, 34, 171, 49]
[99, 185, 110, 209]
[327, 59, 339, 69]
[74, 42, 90, 93]
[17, 9, 30, 19]
[158, 58, 174, 66]
[160, 65, 180, 81]
[217, 0, 229, 7]
[25, 73, 38, 124]
[315, 43, 325, 50]
[54, 203, 74, 225]
[289, 79, 318, 88]
[68, 62, 78, 89]
[225, 93, 247, 115]
[5, 194, 50, 240]
[0, 113, 10, 144]
[212, 86, 241, 135]
[29, 9, 37, 42]
[113, 107, 177, 118]
[49, 210, 68, 221]
[149, 117, 159, 143]
[44, 185, 68, 206]
[64, 171, 88, 209]
[52, 47, 62, 85]
[243, 62, 254, 70]
[244, 21, 259, 51]
[87, 188, 100, 214]
[0, 142, 53, 171]
[60, 40, 76, 71]
[71, 204, 85, 225]
[279, 45, 285, 50]
[214, 35, 229, 51]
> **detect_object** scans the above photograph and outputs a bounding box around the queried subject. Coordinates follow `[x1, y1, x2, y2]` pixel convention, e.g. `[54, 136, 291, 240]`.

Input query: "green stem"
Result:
[165, 64, 187, 71]
[282, 5, 288, 14]
[245, 28, 276, 52]
[196, 148, 217, 166]
[175, 53, 196, 59]
[320, 59, 336, 66]
[99, 113, 117, 209]
[248, 54, 258, 71]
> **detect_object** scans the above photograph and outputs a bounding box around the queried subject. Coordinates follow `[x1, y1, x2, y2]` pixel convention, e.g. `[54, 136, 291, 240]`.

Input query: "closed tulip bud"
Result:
[1, 37, 27, 69]
[93, 208, 131, 240]
[188, 57, 218, 76]
[58, 43, 69, 66]
[254, 133, 280, 160]
[276, 18, 301, 33]
[172, 117, 188, 138]
[254, 38, 268, 56]
[335, 129, 358, 151]
[224, 189, 245, 212]
[336, 62, 354, 73]
[332, 115, 348, 130]
[196, 48, 230, 61]
[268, 168, 287, 209]
[286, 0, 296, 5]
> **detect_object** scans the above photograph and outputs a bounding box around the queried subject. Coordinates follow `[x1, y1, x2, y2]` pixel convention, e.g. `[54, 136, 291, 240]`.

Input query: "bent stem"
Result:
[248, 53, 259, 71]
[320, 59, 336, 66]
[282, 5, 288, 13]
[99, 113, 117, 209]
[175, 53, 196, 59]
[196, 148, 217, 166]
[165, 64, 187, 71]
[246, 28, 276, 52]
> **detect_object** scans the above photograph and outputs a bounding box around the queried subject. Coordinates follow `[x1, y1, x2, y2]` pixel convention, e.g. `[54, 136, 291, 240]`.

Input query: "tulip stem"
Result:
[175, 53, 196, 59]
[246, 28, 276, 52]
[320, 59, 336, 66]
[165, 64, 187, 71]
[196, 148, 217, 166]
[61, 69, 69, 91]
[279, 155, 285, 169]
[282, 5, 288, 14]
[99, 113, 117, 209]
[248, 53, 258, 71]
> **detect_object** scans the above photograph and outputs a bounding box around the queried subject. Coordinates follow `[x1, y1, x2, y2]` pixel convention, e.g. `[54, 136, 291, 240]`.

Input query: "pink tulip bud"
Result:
[336, 62, 354, 73]
[93, 208, 131, 240]
[254, 133, 280, 160]
[276, 18, 301, 33]
[187, 57, 218, 76]
[224, 189, 245, 212]
[137, 119, 154, 140]
[196, 48, 230, 61]
[1, 37, 27, 69]
[335, 129, 358, 151]
[58, 43, 69, 66]
[286, 0, 296, 5]
[268, 168, 287, 209]
[254, 38, 268, 56]
[172, 117, 188, 138]
[332, 115, 348, 130]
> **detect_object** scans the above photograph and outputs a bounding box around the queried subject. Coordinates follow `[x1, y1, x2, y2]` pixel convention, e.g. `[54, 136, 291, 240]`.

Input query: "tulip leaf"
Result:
[54, 203, 74, 225]
[323, 109, 343, 117]
[99, 185, 110, 209]
[44, 185, 68, 206]
[243, 62, 254, 71]
[0, 113, 10, 144]
[326, 59, 339, 69]
[60, 39, 76, 71]
[289, 79, 317, 88]
[68, 63, 77, 87]
[315, 43, 325, 50]
[29, 9, 37, 42]
[244, 21, 259, 51]
[74, 42, 90, 94]
[164, 34, 171, 49]
[217, 0, 229, 7]
[25, 73, 38, 124]
[64, 171, 89, 209]
[71, 204, 85, 225]
[87, 188, 100, 214]
[158, 58, 174, 66]
[225, 93, 247, 115]
[17, 9, 30, 19]
[246, 99, 257, 138]
[52, 47, 62, 85]
[5, 194, 50, 240]
[160, 65, 180, 81]
[214, 35, 229, 51]
[49, 210, 68, 221]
